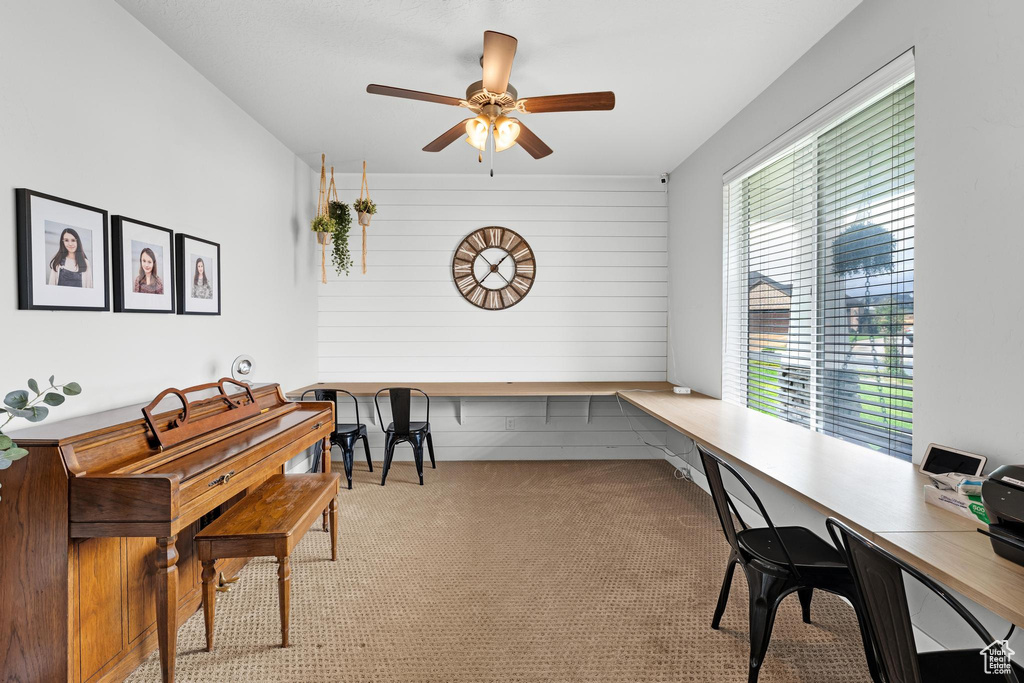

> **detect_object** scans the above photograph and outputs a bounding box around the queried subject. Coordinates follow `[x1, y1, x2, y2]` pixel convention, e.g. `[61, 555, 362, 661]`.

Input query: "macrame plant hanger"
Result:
[358, 161, 370, 274]
[315, 153, 329, 284]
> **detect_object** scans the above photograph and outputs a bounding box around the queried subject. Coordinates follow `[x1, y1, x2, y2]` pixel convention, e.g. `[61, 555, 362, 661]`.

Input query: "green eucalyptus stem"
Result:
[0, 382, 68, 432]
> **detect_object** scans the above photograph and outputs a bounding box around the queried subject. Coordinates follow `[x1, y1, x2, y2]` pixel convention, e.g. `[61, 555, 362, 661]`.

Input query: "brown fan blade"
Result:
[482, 31, 517, 94]
[366, 84, 463, 106]
[519, 91, 615, 113]
[511, 119, 552, 159]
[424, 119, 474, 152]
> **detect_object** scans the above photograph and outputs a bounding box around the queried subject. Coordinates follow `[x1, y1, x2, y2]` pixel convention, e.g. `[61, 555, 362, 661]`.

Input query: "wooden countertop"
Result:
[289, 381, 675, 398]
[877, 531, 1024, 628]
[616, 390, 975, 537]
[618, 390, 1023, 627]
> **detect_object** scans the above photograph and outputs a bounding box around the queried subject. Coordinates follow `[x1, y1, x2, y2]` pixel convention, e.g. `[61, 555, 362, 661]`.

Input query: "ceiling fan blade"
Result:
[519, 91, 616, 113]
[366, 84, 463, 106]
[424, 119, 474, 152]
[511, 119, 553, 159]
[482, 31, 517, 94]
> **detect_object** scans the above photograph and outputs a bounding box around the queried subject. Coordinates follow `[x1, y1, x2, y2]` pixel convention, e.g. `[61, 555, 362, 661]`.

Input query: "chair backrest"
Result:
[697, 444, 746, 556]
[826, 517, 1019, 683]
[300, 387, 360, 426]
[696, 444, 801, 577]
[374, 387, 429, 435]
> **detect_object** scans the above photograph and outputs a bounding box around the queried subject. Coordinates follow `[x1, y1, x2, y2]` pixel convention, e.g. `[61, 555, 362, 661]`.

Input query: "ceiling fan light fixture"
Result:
[493, 115, 521, 152]
[465, 115, 490, 151]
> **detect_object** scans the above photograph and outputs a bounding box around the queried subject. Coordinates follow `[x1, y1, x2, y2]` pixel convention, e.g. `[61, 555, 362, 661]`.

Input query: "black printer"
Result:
[981, 465, 1024, 565]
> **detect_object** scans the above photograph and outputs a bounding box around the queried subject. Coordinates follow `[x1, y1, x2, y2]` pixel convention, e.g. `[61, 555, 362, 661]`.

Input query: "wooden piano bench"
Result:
[195, 472, 341, 651]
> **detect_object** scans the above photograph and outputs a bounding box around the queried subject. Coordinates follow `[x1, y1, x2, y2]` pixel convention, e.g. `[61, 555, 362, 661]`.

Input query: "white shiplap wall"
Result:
[316, 173, 668, 461]
[319, 173, 667, 382]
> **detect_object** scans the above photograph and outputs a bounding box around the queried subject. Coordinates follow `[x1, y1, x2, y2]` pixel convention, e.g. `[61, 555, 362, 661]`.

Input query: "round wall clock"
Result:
[452, 226, 536, 310]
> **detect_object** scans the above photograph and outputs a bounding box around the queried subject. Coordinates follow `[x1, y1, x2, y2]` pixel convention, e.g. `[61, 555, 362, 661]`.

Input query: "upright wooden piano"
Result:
[0, 381, 333, 683]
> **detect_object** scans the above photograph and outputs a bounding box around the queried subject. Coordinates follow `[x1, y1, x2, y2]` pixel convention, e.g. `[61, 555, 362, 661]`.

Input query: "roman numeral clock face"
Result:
[452, 227, 536, 310]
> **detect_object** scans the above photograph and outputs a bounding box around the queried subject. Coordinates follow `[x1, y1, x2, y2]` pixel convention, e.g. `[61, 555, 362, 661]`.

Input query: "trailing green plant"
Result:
[310, 213, 338, 233]
[352, 197, 377, 216]
[329, 200, 354, 275]
[1, 376, 81, 500]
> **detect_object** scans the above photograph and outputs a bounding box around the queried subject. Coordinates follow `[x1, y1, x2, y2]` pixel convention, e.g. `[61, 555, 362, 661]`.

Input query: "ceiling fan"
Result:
[366, 30, 615, 171]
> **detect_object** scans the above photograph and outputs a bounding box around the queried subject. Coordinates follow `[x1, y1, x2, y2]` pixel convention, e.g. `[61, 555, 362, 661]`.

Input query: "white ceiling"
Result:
[115, 0, 860, 175]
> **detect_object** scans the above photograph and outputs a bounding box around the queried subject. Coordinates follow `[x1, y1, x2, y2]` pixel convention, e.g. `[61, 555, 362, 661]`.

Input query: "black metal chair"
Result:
[374, 387, 434, 486]
[827, 517, 1022, 683]
[697, 444, 880, 683]
[301, 388, 372, 489]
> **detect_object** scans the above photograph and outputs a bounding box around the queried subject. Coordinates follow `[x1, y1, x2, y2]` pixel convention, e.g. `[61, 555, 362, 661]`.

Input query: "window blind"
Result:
[723, 58, 915, 460]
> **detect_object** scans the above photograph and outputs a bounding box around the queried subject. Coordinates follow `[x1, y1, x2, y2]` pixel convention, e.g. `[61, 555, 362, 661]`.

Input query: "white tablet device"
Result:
[919, 443, 987, 477]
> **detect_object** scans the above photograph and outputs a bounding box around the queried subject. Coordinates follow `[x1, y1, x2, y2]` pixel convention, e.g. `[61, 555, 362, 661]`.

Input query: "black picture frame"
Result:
[15, 188, 110, 311]
[175, 233, 221, 315]
[112, 216, 176, 314]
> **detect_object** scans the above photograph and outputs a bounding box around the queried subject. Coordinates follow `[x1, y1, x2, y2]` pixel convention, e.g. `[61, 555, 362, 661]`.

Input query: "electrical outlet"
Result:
[505, 417, 515, 431]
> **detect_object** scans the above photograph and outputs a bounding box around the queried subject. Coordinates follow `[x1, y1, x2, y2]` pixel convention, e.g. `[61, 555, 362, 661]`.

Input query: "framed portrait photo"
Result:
[176, 234, 220, 315]
[112, 216, 175, 314]
[16, 189, 109, 311]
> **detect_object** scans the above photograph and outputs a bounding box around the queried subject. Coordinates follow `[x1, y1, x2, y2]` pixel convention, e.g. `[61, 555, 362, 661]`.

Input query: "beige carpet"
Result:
[127, 460, 873, 682]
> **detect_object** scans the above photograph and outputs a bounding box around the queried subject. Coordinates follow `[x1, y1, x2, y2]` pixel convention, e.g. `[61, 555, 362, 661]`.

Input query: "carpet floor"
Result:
[127, 460, 873, 682]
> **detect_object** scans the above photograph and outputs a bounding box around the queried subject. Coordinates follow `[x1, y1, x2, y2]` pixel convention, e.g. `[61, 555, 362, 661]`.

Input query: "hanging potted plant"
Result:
[311, 213, 337, 245]
[311, 154, 338, 283]
[329, 200, 353, 275]
[352, 197, 376, 227]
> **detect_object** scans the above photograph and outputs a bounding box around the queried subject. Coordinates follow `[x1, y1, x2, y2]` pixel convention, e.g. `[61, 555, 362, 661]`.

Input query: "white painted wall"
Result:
[314, 173, 668, 462]
[0, 0, 317, 423]
[665, 0, 1024, 648]
[666, 0, 1024, 469]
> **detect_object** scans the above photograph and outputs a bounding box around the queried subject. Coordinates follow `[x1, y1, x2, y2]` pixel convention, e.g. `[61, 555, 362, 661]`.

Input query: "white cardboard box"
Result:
[923, 484, 990, 525]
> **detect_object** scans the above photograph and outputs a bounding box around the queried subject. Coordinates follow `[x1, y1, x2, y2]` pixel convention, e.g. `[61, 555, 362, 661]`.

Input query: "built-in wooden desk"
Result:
[878, 531, 1024, 627]
[288, 382, 675, 424]
[290, 381, 675, 398]
[618, 389, 1024, 627]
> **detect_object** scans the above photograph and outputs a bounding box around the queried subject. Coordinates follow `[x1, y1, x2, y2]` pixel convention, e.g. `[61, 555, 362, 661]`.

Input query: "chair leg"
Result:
[797, 587, 813, 624]
[846, 586, 885, 683]
[362, 434, 373, 472]
[328, 496, 338, 561]
[426, 432, 435, 469]
[312, 440, 323, 475]
[342, 445, 354, 489]
[201, 560, 217, 652]
[413, 444, 424, 485]
[744, 567, 789, 683]
[381, 440, 395, 486]
[277, 556, 290, 648]
[711, 556, 738, 630]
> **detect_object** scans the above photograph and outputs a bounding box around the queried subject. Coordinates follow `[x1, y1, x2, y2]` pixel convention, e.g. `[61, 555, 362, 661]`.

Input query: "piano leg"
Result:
[321, 436, 331, 531]
[156, 535, 179, 683]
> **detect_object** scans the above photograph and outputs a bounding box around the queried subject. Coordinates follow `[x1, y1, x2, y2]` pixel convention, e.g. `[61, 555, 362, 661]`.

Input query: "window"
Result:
[723, 53, 914, 459]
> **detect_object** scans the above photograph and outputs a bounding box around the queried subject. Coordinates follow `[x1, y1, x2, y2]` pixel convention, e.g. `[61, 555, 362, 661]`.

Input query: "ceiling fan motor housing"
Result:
[466, 80, 518, 110]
